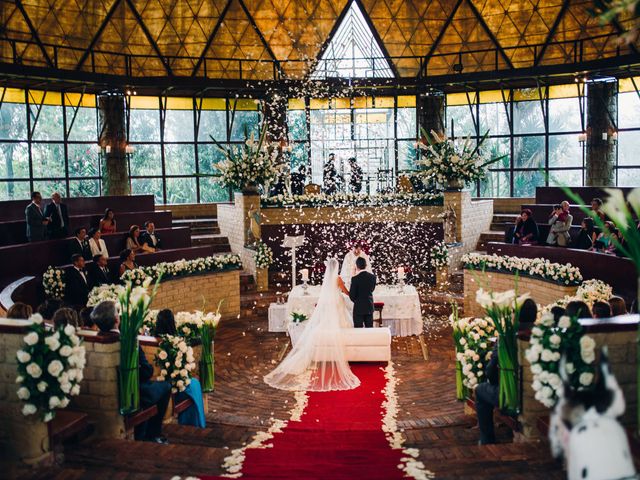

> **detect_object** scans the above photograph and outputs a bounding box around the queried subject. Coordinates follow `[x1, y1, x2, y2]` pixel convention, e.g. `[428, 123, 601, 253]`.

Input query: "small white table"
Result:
[268, 303, 289, 332]
[286, 284, 423, 337]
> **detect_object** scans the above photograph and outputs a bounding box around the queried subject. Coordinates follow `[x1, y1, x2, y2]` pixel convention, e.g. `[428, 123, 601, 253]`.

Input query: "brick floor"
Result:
[21, 297, 575, 480]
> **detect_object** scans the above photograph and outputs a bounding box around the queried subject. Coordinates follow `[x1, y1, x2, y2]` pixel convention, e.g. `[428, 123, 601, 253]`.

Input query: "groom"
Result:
[348, 257, 376, 328]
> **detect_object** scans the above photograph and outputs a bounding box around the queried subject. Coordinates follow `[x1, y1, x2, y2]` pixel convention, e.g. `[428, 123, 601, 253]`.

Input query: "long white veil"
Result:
[264, 258, 360, 392]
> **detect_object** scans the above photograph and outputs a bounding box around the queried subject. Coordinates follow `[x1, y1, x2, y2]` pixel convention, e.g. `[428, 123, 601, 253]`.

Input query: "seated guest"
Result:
[6, 302, 33, 319]
[25, 191, 50, 242]
[119, 249, 138, 277]
[37, 299, 63, 321]
[43, 192, 70, 239]
[140, 221, 162, 250]
[592, 301, 612, 319]
[88, 228, 109, 258]
[154, 309, 206, 429]
[99, 208, 117, 234]
[52, 307, 80, 329]
[79, 306, 97, 331]
[476, 298, 537, 445]
[64, 254, 91, 308]
[511, 209, 539, 245]
[69, 227, 92, 260]
[565, 300, 592, 319]
[609, 296, 628, 316]
[88, 254, 111, 288]
[92, 301, 171, 443]
[591, 197, 606, 221]
[126, 225, 155, 254]
[573, 218, 595, 250]
[550, 306, 566, 324]
[546, 202, 572, 246]
[592, 221, 618, 254]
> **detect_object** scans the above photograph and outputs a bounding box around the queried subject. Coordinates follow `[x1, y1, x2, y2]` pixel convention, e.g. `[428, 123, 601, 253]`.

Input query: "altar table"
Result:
[286, 284, 423, 336]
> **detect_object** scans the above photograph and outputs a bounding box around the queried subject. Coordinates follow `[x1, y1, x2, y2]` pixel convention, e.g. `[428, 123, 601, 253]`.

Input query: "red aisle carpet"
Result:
[206, 363, 408, 480]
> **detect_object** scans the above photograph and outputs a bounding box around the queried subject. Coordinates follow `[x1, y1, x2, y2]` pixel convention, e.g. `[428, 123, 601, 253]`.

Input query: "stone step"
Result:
[191, 233, 229, 246]
[173, 218, 219, 229]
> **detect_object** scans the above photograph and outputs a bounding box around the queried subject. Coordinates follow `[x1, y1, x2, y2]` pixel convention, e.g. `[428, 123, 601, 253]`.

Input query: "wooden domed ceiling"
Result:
[0, 0, 636, 80]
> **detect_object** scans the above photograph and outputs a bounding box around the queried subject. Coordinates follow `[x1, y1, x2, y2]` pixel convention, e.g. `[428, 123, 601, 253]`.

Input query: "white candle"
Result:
[397, 267, 405, 279]
[300, 268, 309, 281]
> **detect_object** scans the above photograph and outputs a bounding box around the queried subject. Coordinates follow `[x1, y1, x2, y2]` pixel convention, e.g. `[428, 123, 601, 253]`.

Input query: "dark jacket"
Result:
[514, 217, 539, 244]
[349, 271, 376, 315]
[69, 238, 92, 261]
[573, 230, 593, 250]
[64, 266, 90, 306]
[88, 263, 111, 288]
[43, 202, 70, 238]
[25, 202, 47, 242]
[486, 346, 499, 386]
[140, 231, 162, 250]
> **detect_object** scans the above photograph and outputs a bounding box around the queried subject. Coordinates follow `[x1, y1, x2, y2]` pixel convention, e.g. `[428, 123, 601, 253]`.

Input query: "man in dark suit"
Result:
[64, 254, 91, 307]
[140, 221, 162, 250]
[43, 192, 70, 239]
[88, 254, 111, 288]
[91, 300, 171, 444]
[348, 257, 376, 328]
[69, 227, 92, 260]
[25, 191, 50, 242]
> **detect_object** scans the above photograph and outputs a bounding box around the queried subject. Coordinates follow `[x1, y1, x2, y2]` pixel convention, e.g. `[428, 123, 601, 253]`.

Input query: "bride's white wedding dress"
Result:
[264, 258, 360, 392]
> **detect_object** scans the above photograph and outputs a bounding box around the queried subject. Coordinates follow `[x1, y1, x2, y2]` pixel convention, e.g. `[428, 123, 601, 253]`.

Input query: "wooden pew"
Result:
[534, 186, 633, 205]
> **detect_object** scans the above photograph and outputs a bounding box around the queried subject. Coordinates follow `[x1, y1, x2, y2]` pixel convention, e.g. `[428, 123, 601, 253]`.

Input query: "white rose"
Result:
[60, 382, 72, 394]
[158, 350, 168, 361]
[37, 381, 48, 392]
[579, 372, 594, 386]
[71, 385, 81, 396]
[59, 397, 70, 408]
[45, 335, 61, 351]
[16, 350, 31, 363]
[64, 324, 76, 336]
[558, 316, 571, 329]
[17, 386, 30, 400]
[549, 334, 561, 346]
[31, 314, 44, 325]
[47, 360, 64, 377]
[22, 403, 37, 416]
[26, 362, 43, 378]
[49, 396, 61, 409]
[565, 362, 575, 374]
[59, 345, 73, 357]
[24, 332, 39, 346]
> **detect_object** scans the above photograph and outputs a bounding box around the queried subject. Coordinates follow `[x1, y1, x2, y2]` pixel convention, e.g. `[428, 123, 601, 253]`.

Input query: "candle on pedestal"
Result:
[300, 268, 309, 282]
[397, 266, 405, 280]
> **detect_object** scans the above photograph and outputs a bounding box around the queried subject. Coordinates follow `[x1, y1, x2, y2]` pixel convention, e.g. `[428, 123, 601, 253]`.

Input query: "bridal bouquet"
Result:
[43, 266, 65, 300]
[155, 335, 197, 393]
[16, 314, 86, 421]
[450, 304, 468, 400]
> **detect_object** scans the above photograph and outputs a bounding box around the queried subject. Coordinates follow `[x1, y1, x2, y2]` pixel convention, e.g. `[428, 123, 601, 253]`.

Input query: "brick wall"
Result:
[156, 203, 219, 218]
[0, 321, 51, 467]
[463, 269, 578, 317]
[491, 197, 534, 214]
[150, 270, 240, 319]
[444, 191, 493, 261]
[218, 193, 260, 276]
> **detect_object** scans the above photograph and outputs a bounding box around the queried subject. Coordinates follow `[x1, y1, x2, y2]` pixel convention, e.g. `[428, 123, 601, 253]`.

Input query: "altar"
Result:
[286, 284, 423, 336]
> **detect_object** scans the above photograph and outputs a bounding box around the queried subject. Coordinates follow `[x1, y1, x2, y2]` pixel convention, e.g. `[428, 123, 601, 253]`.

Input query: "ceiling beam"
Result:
[14, 0, 54, 68]
[465, 0, 514, 70]
[237, 0, 283, 77]
[75, 0, 124, 71]
[124, 0, 173, 76]
[420, 0, 464, 78]
[534, 0, 570, 67]
[191, 0, 232, 77]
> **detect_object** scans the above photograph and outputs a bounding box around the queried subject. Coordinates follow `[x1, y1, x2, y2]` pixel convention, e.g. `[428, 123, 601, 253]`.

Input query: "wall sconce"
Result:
[105, 145, 111, 154]
[578, 132, 587, 144]
[125, 145, 135, 154]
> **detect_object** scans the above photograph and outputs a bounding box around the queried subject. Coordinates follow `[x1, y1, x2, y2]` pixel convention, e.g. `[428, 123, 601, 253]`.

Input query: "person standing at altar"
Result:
[43, 192, 69, 239]
[323, 153, 338, 195]
[25, 191, 50, 242]
[348, 157, 363, 193]
[340, 241, 372, 287]
[348, 257, 376, 328]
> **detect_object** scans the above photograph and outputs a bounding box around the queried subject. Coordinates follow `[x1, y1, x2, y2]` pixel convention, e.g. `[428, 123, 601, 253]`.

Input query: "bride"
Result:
[264, 258, 360, 392]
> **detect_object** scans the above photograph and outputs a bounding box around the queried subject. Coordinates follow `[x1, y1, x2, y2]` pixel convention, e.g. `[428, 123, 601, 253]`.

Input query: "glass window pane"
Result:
[130, 144, 162, 176]
[199, 177, 229, 202]
[131, 178, 163, 204]
[513, 170, 545, 197]
[166, 177, 197, 204]
[618, 168, 640, 186]
[0, 103, 27, 140]
[355, 108, 393, 141]
[479, 103, 509, 136]
[198, 110, 227, 142]
[33, 179, 67, 197]
[0, 181, 30, 200]
[68, 143, 100, 177]
[289, 142, 308, 170]
[447, 105, 476, 137]
[67, 106, 97, 141]
[549, 97, 582, 132]
[310, 109, 351, 141]
[619, 92, 640, 129]
[396, 107, 416, 138]
[288, 110, 307, 141]
[31, 105, 64, 141]
[480, 170, 510, 197]
[230, 111, 260, 141]
[513, 136, 544, 169]
[69, 179, 100, 197]
[549, 134, 582, 168]
[165, 109, 194, 142]
[548, 169, 583, 187]
[398, 140, 417, 170]
[617, 131, 640, 166]
[513, 101, 544, 134]
[129, 109, 160, 142]
[197, 144, 226, 174]
[0, 142, 29, 178]
[482, 137, 511, 169]
[165, 144, 195, 175]
[32, 143, 65, 178]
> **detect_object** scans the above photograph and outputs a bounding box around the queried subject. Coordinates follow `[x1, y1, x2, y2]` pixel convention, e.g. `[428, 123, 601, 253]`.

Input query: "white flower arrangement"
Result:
[43, 266, 65, 299]
[120, 254, 242, 284]
[539, 279, 614, 318]
[16, 314, 86, 421]
[261, 191, 443, 208]
[430, 241, 449, 269]
[87, 284, 125, 307]
[170, 310, 222, 342]
[451, 316, 496, 389]
[462, 252, 583, 286]
[525, 313, 597, 408]
[155, 335, 197, 394]
[254, 241, 273, 269]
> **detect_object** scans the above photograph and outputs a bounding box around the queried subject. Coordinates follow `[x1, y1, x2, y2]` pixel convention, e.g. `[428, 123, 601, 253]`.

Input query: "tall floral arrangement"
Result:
[254, 241, 274, 270]
[199, 305, 222, 392]
[458, 317, 496, 390]
[476, 287, 530, 413]
[155, 335, 197, 394]
[43, 266, 65, 299]
[87, 284, 125, 307]
[430, 241, 449, 269]
[15, 314, 86, 422]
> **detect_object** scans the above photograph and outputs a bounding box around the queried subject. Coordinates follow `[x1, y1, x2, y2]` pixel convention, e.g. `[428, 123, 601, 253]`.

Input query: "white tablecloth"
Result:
[268, 303, 288, 332]
[286, 284, 422, 336]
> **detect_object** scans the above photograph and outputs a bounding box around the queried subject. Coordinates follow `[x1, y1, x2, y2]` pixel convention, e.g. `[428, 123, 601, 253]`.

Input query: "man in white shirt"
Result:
[340, 241, 372, 288]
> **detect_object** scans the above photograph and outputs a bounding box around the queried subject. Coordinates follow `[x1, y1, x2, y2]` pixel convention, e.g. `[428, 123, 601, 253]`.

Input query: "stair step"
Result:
[492, 213, 518, 223]
[191, 233, 229, 245]
[173, 218, 219, 228]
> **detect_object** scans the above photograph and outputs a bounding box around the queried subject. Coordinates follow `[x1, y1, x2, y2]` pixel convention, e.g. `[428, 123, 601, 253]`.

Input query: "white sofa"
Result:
[288, 324, 391, 362]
